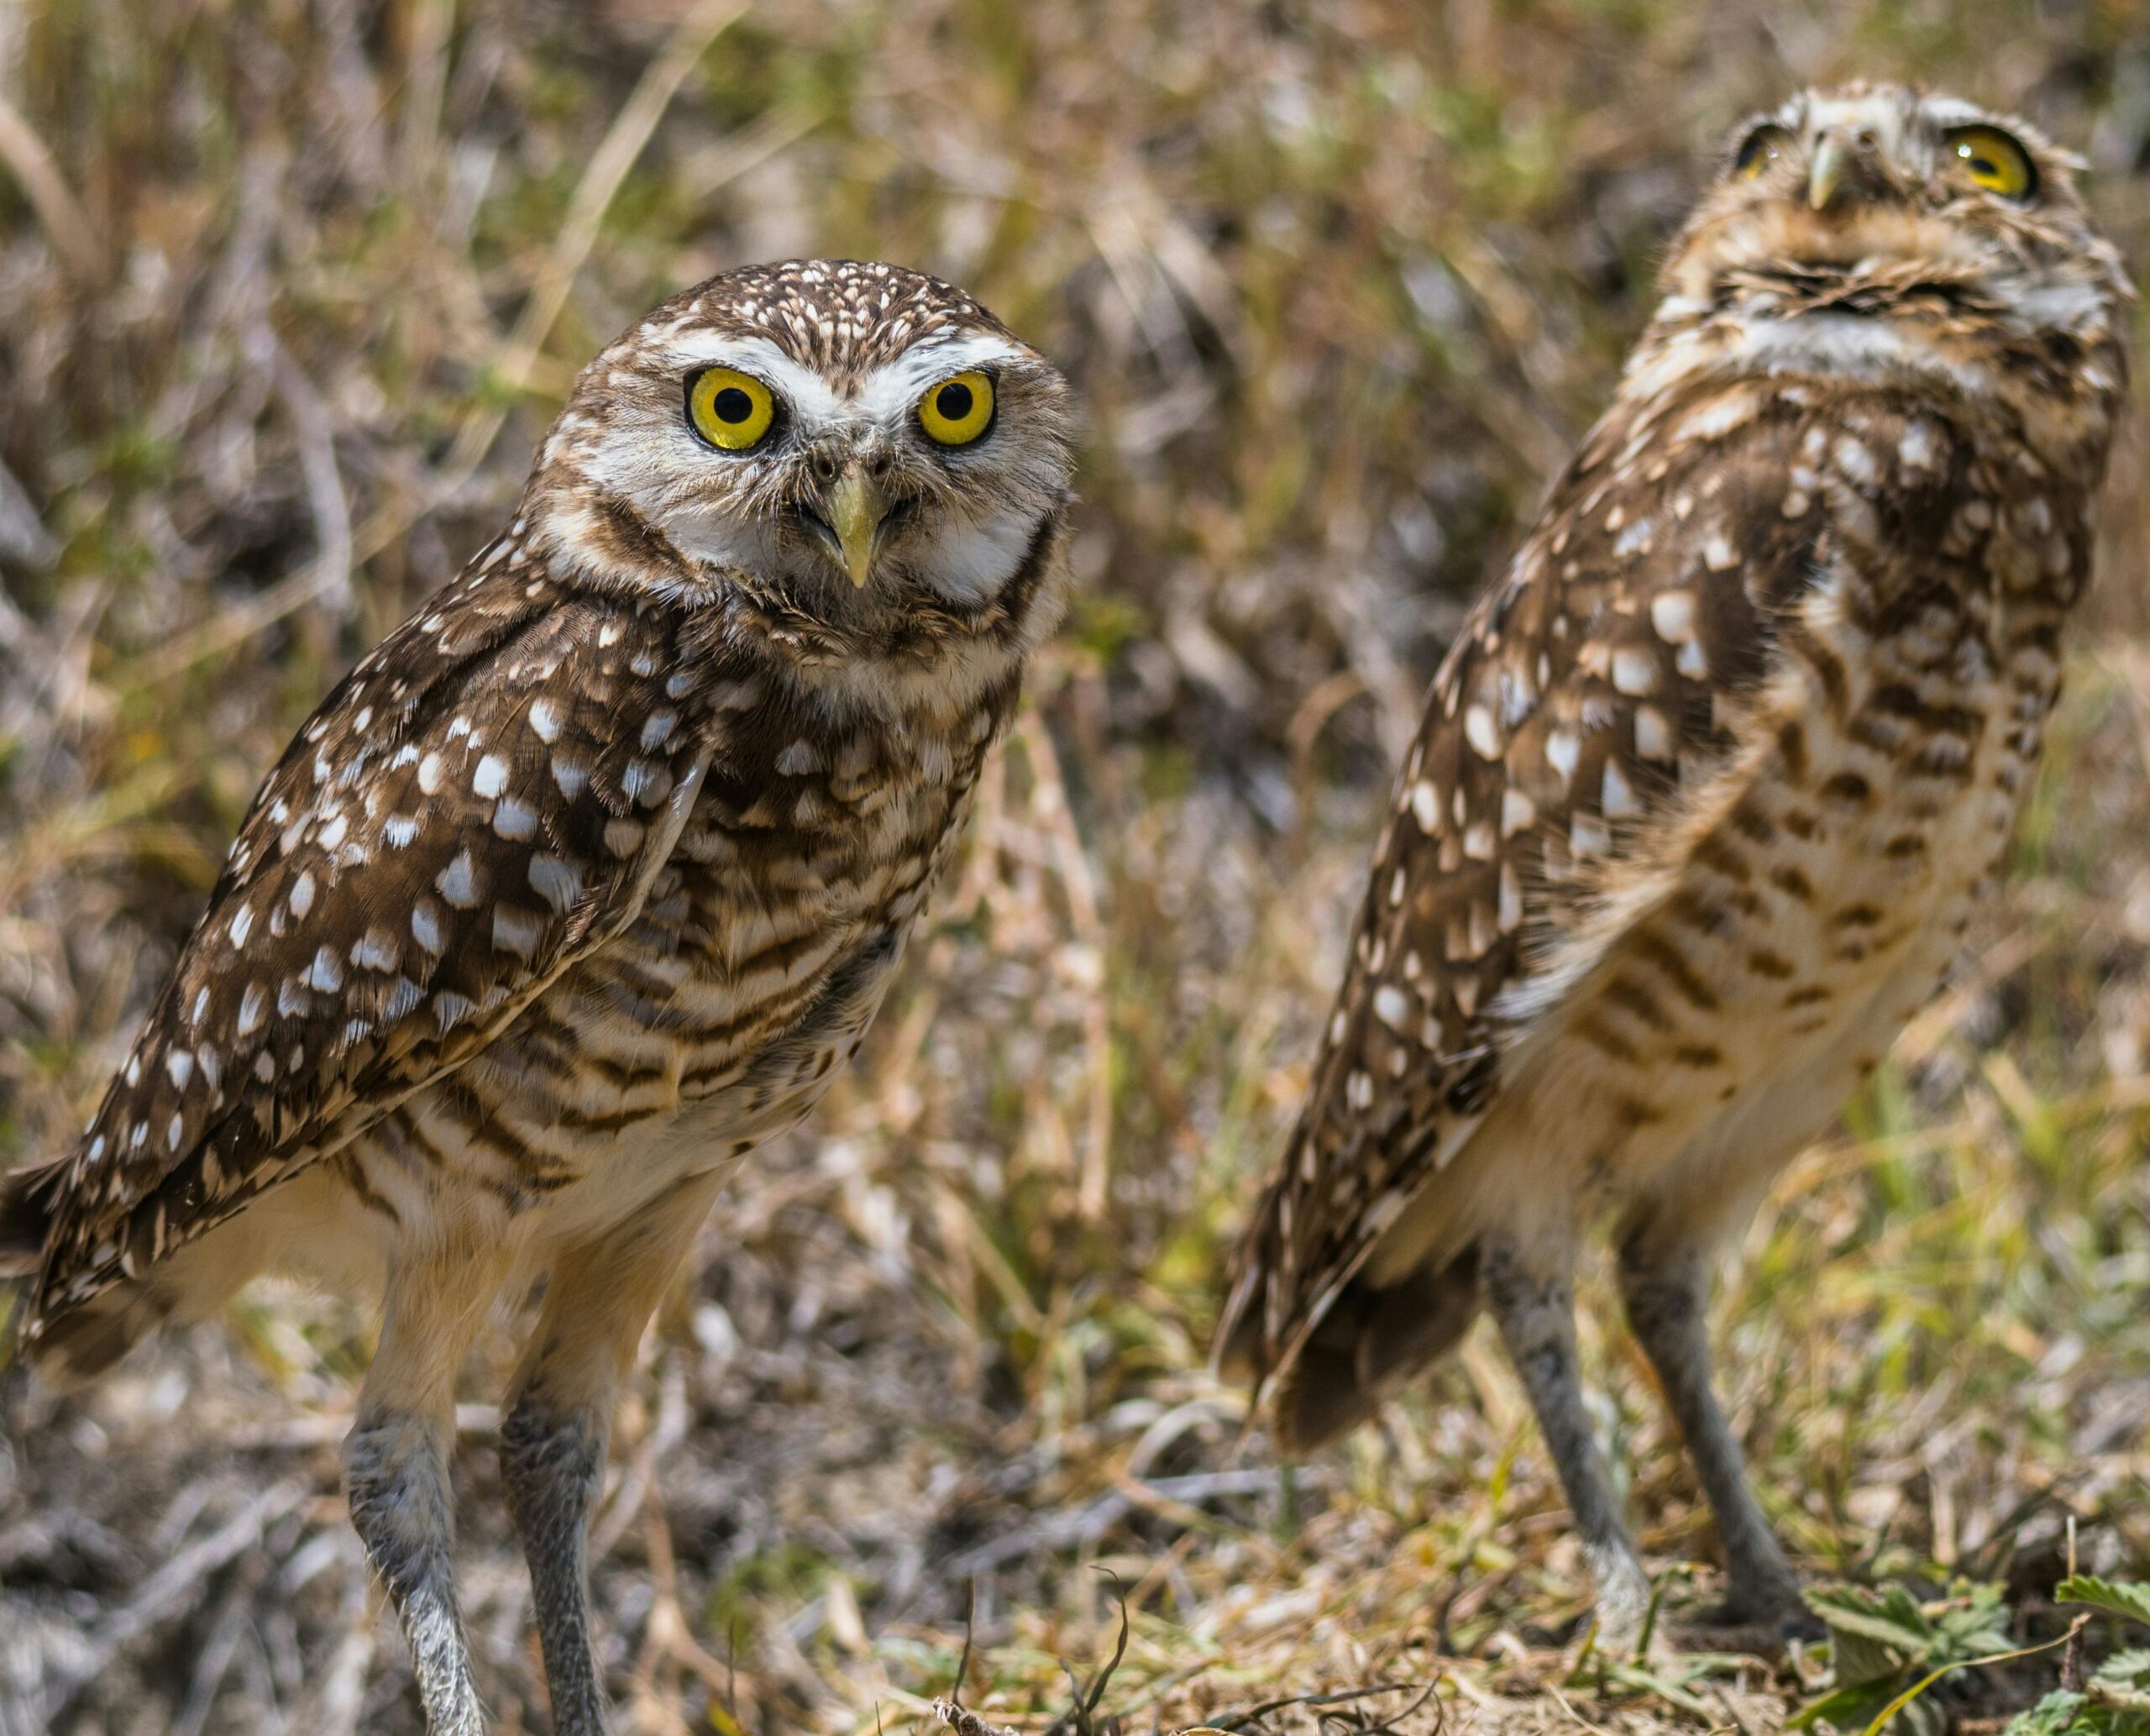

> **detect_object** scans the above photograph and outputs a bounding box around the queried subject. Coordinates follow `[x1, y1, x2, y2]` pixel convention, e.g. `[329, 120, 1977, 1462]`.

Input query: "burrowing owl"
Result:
[1, 260, 1073, 1733]
[1217, 87, 2131, 1639]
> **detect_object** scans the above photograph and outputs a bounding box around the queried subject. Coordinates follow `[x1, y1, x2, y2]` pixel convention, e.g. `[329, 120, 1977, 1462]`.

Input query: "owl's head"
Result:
[1657, 84, 2130, 352]
[532, 260, 1074, 648]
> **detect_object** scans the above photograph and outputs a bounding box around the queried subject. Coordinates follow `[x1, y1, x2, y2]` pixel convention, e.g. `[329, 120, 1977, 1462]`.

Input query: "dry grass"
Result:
[3, 3, 2150, 1733]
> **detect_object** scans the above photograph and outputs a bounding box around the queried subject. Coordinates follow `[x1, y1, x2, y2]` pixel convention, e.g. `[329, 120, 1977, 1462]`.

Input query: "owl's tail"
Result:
[1262, 1247, 1482, 1455]
[0, 1156, 182, 1385]
[1214, 1177, 1483, 1455]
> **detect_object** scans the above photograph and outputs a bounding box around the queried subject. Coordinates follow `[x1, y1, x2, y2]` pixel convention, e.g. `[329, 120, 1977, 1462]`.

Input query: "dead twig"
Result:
[1196, 1681, 1435, 1734]
[0, 89, 102, 281]
[39, 1482, 307, 1727]
[931, 1697, 1020, 1736]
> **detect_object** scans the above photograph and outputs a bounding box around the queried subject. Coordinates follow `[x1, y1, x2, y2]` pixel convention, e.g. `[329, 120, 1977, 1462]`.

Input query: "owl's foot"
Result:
[344, 1408, 488, 1736]
[501, 1398, 611, 1736]
[1668, 1586, 1825, 1655]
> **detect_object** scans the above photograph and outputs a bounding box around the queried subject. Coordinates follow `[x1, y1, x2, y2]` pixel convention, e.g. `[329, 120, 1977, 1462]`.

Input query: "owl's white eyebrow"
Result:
[659, 331, 1032, 429]
[659, 334, 844, 422]
[850, 334, 1033, 422]
[1918, 97, 1993, 129]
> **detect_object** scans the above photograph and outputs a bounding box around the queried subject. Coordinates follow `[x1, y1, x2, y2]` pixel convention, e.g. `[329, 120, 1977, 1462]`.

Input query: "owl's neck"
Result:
[1618, 280, 2127, 478]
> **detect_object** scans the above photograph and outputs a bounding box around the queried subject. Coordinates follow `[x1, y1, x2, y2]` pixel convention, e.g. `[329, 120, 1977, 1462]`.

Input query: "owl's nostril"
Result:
[810, 454, 837, 483]
[867, 454, 893, 480]
[1854, 128, 1878, 150]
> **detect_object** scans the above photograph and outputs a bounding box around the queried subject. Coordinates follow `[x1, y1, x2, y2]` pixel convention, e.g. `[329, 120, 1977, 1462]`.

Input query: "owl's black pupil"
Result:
[712, 386, 754, 424]
[936, 381, 975, 422]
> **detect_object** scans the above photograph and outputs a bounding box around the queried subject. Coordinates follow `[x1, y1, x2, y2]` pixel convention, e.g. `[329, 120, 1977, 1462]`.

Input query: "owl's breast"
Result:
[1361, 391, 2094, 1287]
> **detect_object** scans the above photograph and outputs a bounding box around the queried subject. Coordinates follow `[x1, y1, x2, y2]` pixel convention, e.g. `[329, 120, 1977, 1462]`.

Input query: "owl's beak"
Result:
[1807, 132, 1850, 210]
[826, 466, 890, 588]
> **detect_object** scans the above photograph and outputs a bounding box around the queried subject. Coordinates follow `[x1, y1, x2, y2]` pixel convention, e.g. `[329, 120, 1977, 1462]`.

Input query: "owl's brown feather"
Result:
[4, 258, 1077, 1731]
[8, 544, 739, 1333]
[1219, 85, 2132, 1457]
[3, 259, 1075, 1382]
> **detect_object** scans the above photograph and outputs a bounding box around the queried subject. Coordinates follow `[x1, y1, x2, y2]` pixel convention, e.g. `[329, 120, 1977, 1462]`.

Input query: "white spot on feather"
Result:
[1612, 648, 1660, 696]
[1634, 705, 1673, 763]
[437, 851, 480, 909]
[1650, 590, 1696, 644]
[412, 899, 445, 954]
[527, 854, 583, 912]
[551, 754, 590, 800]
[1545, 728, 1580, 786]
[491, 905, 543, 960]
[351, 929, 400, 972]
[1409, 779, 1442, 833]
[492, 798, 538, 841]
[1464, 705, 1502, 760]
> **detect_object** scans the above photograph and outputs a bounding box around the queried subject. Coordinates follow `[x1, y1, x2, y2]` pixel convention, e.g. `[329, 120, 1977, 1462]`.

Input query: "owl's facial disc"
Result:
[574, 326, 1070, 611]
[1652, 83, 2125, 359]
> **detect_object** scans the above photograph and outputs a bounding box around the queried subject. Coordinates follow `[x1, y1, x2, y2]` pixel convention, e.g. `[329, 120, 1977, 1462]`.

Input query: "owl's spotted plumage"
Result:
[1218, 86, 2131, 1637]
[2, 259, 1073, 1735]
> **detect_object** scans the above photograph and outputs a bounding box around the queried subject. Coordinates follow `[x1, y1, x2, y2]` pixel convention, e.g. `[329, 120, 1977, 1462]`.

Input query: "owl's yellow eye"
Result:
[1945, 125, 2036, 200]
[917, 370, 995, 447]
[1734, 124, 1791, 179]
[688, 367, 777, 451]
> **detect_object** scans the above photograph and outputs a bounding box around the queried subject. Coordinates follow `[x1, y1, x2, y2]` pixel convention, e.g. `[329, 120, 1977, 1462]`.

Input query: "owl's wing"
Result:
[1218, 376, 1849, 1450]
[3, 543, 731, 1338]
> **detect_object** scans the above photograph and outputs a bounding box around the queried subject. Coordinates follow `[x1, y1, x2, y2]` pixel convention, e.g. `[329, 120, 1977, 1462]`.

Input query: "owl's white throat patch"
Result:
[905, 502, 1044, 606]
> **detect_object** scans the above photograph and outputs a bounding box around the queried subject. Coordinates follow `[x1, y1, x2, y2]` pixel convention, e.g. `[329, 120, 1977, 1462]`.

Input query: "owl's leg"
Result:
[1617, 1235, 1810, 1635]
[345, 1236, 514, 1736]
[501, 1172, 724, 1736]
[1481, 1232, 1654, 1643]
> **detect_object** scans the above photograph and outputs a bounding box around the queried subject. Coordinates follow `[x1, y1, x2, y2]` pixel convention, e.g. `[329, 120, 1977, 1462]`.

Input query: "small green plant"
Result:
[1795, 1582, 2016, 1736]
[2005, 1578, 2150, 1736]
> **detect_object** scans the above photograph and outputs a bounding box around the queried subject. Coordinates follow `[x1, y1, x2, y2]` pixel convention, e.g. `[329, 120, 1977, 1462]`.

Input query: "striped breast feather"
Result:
[1217, 377, 1838, 1410]
[9, 553, 743, 1335]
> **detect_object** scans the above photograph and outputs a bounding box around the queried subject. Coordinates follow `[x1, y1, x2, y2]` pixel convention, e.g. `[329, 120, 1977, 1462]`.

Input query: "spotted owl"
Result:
[1216, 87, 2132, 1639]
[1, 260, 1074, 1734]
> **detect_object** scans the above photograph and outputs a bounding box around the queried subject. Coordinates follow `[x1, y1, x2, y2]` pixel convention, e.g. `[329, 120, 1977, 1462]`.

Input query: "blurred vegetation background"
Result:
[3, 2, 2150, 1732]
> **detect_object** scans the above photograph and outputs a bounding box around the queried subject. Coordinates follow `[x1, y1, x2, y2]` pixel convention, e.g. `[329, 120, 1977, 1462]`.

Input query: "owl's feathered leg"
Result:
[344, 1236, 514, 1736]
[501, 1172, 724, 1736]
[1481, 1234, 1654, 1642]
[1618, 1240, 1810, 1635]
